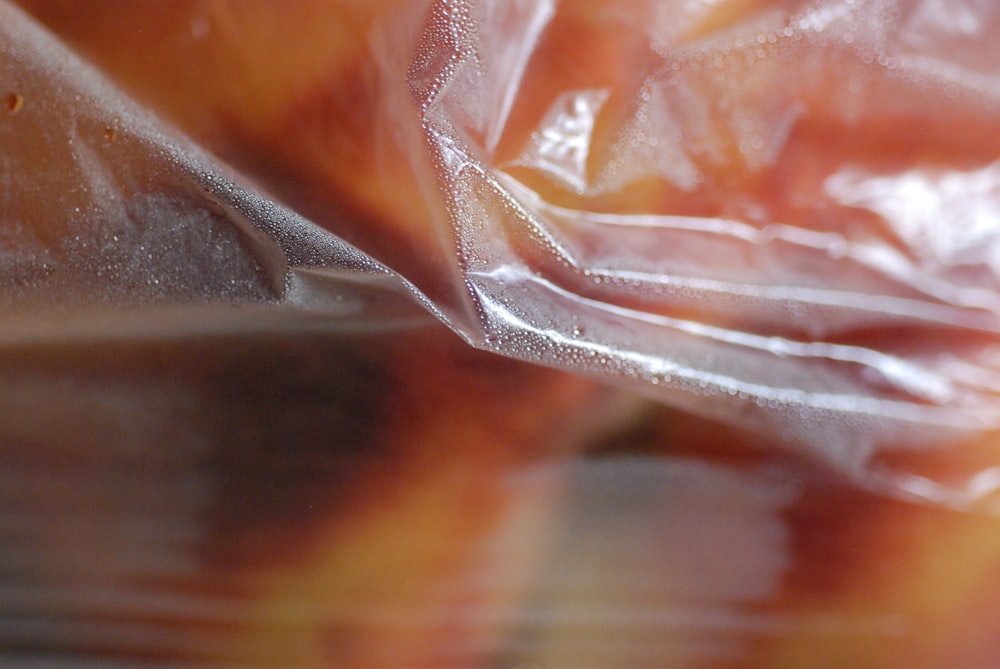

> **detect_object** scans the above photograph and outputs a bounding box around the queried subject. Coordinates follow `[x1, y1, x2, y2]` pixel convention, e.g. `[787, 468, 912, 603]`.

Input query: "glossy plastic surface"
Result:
[2, 1, 1000, 667]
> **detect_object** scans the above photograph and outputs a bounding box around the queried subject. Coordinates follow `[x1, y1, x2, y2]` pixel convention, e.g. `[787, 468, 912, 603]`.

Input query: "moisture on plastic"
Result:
[387, 0, 1000, 511]
[4, 0, 1000, 511]
[0, 0, 435, 335]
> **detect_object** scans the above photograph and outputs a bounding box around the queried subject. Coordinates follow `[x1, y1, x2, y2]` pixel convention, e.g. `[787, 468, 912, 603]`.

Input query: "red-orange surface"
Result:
[4, 1, 1000, 667]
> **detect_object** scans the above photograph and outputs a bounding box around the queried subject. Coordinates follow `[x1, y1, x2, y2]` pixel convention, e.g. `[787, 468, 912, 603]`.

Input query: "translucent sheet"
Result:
[6, 0, 1000, 508]
[4, 1, 1000, 667]
[385, 0, 1000, 506]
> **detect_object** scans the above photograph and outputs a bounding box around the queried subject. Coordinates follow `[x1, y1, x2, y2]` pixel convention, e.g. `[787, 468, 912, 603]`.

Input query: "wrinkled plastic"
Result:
[381, 0, 1000, 510]
[3, 0, 1000, 504]
[5, 2, 1000, 668]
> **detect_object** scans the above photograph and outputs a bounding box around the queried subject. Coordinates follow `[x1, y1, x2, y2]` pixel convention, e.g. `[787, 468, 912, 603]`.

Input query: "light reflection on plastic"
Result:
[826, 163, 1000, 276]
[517, 89, 610, 194]
[469, 266, 997, 432]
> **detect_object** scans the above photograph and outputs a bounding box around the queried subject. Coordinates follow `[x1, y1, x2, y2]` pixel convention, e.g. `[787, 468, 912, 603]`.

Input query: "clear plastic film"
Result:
[3, 0, 1000, 510]
[4, 2, 1000, 668]
[0, 0, 438, 333]
[380, 0, 1000, 508]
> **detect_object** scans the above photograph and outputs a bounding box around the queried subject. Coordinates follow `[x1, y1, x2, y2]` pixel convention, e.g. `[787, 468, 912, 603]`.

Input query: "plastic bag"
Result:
[3, 1, 1000, 666]
[6, 0, 1000, 508]
[386, 0, 1000, 506]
